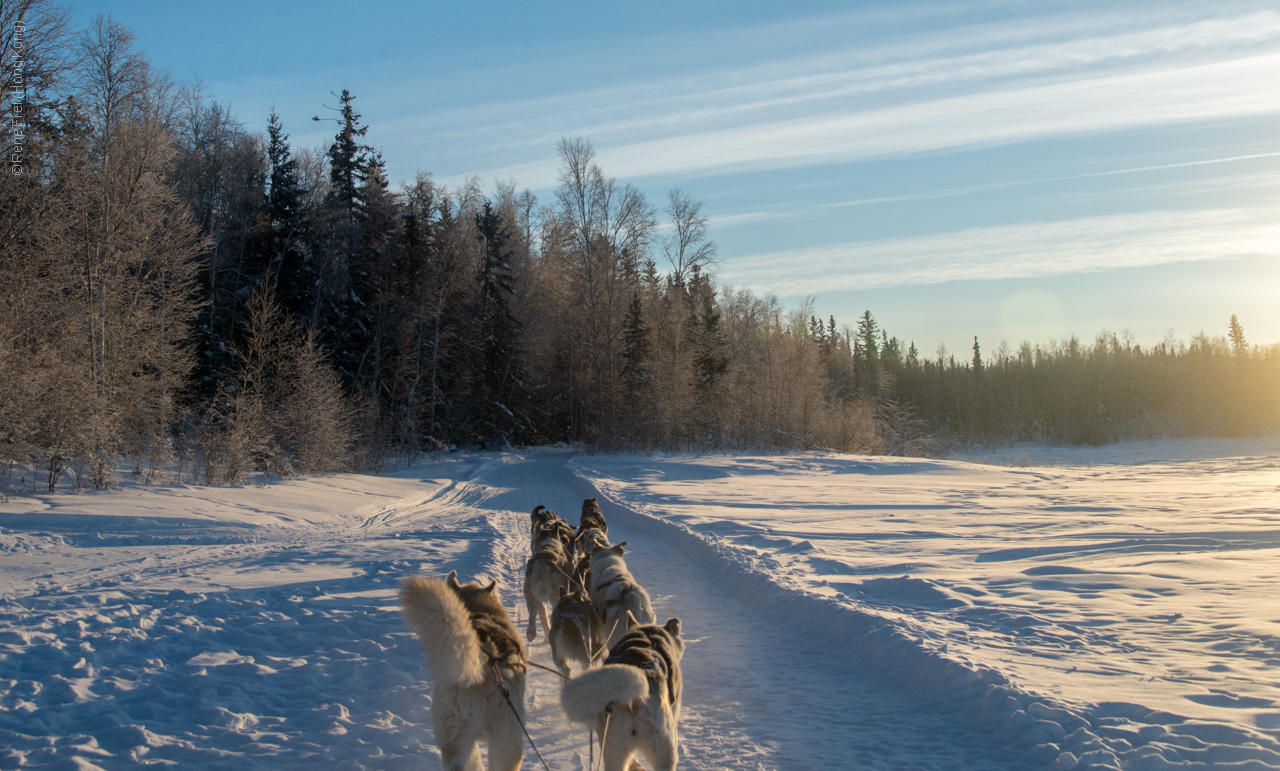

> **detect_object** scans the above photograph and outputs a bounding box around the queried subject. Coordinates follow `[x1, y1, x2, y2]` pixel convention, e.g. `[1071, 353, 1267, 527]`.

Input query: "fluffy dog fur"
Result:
[400, 571, 527, 771]
[548, 587, 606, 676]
[524, 521, 573, 641]
[588, 542, 657, 649]
[561, 614, 685, 771]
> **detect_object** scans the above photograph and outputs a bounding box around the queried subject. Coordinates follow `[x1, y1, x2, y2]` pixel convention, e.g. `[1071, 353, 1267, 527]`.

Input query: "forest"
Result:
[3, 5, 1278, 490]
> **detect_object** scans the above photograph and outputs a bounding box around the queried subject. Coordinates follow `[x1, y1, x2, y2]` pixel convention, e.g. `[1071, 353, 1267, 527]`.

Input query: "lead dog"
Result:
[562, 612, 685, 771]
[400, 572, 526, 771]
[529, 505, 559, 548]
[588, 542, 656, 649]
[574, 497, 608, 551]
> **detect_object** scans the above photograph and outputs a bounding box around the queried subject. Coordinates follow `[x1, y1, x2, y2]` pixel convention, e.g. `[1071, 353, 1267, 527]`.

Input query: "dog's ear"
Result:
[446, 571, 460, 590]
[612, 541, 627, 555]
[625, 610, 640, 631]
[484, 580, 497, 593]
[664, 618, 682, 638]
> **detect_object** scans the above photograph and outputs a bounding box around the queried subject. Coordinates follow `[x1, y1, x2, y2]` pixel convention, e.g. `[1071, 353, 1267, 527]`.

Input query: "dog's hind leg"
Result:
[488, 712, 525, 771]
[600, 713, 638, 771]
[549, 630, 570, 676]
[641, 733, 678, 771]
[439, 739, 483, 771]
[602, 738, 638, 771]
[523, 571, 539, 642]
[537, 598, 553, 643]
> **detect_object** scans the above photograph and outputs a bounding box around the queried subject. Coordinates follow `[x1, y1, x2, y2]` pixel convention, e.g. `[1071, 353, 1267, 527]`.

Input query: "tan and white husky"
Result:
[548, 586, 606, 676]
[400, 571, 527, 771]
[588, 542, 656, 649]
[523, 521, 573, 641]
[562, 613, 685, 771]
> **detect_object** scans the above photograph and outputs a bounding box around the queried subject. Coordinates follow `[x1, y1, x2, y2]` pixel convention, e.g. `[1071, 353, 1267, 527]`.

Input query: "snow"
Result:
[2, 441, 1279, 769]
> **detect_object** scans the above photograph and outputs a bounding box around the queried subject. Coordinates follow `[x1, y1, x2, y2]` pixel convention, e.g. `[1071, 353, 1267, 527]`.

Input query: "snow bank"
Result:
[571, 446, 1280, 771]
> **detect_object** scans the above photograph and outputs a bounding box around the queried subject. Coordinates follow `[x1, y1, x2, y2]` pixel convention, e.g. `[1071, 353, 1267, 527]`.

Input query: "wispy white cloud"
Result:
[719, 208, 1280, 295]
[433, 7, 1280, 189]
[701, 150, 1280, 232]
[593, 54, 1280, 182]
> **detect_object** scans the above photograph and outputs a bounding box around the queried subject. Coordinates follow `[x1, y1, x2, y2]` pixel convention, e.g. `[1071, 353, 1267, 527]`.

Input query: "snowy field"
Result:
[2, 440, 1279, 769]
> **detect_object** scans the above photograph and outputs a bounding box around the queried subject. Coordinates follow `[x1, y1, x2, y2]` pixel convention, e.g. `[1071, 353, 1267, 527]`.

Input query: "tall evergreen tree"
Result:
[470, 200, 530, 446]
[1229, 315, 1247, 358]
[310, 89, 376, 382]
[315, 89, 373, 350]
[856, 311, 880, 363]
[856, 310, 880, 394]
[686, 269, 728, 391]
[317, 89, 370, 224]
[266, 109, 302, 230]
[620, 292, 653, 393]
[265, 109, 312, 324]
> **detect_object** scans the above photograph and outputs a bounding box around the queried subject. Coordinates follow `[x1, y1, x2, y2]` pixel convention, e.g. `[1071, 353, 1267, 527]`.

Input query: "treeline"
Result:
[2, 6, 1276, 492]
[887, 325, 1280, 446]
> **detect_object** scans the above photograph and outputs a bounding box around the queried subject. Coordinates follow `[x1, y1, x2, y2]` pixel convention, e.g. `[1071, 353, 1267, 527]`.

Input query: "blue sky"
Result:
[72, 0, 1280, 353]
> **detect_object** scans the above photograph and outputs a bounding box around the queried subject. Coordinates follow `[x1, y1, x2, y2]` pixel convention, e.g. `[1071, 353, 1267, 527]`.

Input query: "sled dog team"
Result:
[399, 498, 685, 771]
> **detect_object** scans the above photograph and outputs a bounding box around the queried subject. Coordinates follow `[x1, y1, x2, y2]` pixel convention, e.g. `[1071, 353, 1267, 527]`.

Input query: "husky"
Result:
[524, 521, 573, 641]
[588, 542, 656, 649]
[547, 518, 576, 559]
[400, 572, 527, 771]
[562, 613, 685, 771]
[530, 505, 576, 557]
[529, 505, 560, 549]
[572, 528, 610, 593]
[548, 586, 606, 676]
[575, 497, 608, 549]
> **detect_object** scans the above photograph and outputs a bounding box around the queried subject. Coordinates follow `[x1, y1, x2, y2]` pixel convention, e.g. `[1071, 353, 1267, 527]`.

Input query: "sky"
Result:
[70, 0, 1280, 354]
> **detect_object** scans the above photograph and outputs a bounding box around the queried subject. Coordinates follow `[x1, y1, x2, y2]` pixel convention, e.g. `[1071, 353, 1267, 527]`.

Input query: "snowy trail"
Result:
[0, 451, 1030, 770]
[4, 445, 1280, 769]
[474, 449, 1033, 770]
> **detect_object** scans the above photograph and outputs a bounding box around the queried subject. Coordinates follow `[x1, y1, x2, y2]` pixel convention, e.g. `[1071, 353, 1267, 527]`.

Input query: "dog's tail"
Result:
[400, 575, 485, 688]
[561, 665, 648, 725]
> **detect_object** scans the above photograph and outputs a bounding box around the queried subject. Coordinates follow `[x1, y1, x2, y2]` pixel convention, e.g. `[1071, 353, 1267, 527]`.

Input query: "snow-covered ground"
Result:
[1, 440, 1278, 769]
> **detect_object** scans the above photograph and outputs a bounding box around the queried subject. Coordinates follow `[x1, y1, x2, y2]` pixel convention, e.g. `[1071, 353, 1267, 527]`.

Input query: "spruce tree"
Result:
[317, 89, 370, 224]
[470, 200, 530, 446]
[312, 90, 376, 383]
[620, 292, 653, 393]
[266, 109, 302, 232]
[857, 311, 880, 363]
[855, 310, 880, 394]
[1229, 315, 1247, 358]
[686, 269, 728, 391]
[265, 109, 311, 323]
